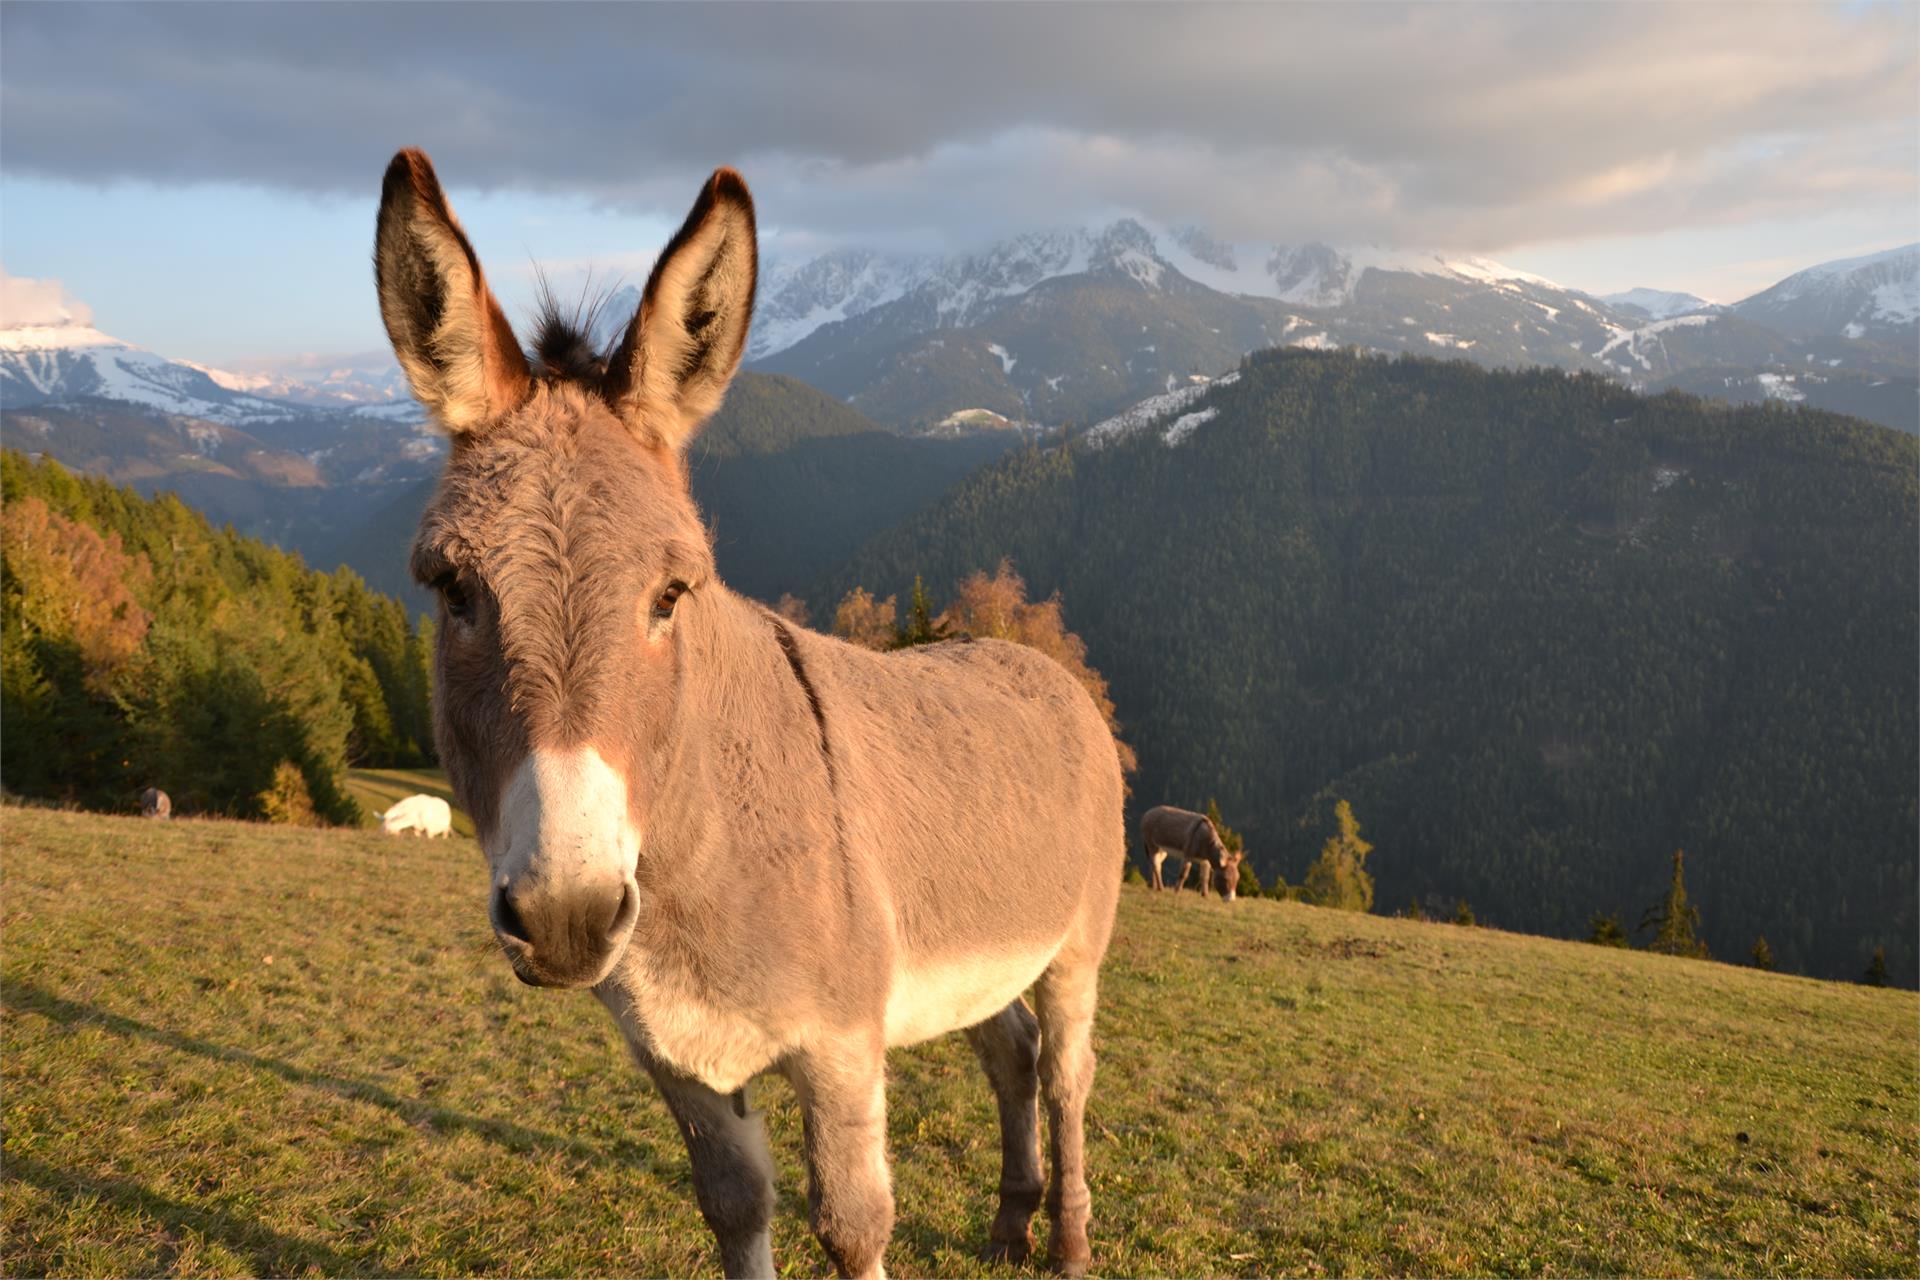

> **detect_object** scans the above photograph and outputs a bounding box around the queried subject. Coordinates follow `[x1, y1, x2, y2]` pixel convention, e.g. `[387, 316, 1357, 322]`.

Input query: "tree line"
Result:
[2, 451, 434, 824]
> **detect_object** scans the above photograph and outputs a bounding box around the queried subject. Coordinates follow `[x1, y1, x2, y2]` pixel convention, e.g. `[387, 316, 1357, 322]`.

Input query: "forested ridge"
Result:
[819, 349, 1919, 984]
[2, 451, 433, 823]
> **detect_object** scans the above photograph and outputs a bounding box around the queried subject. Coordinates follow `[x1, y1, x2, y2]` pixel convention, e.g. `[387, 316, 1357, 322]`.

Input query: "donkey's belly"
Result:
[882, 939, 1062, 1048]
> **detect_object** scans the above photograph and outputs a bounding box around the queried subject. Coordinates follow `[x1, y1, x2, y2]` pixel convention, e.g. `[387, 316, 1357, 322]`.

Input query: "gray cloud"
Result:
[3, 2, 1913, 253]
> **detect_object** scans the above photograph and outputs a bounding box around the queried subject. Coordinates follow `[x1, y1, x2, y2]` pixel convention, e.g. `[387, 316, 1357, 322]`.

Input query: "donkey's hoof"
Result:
[1047, 1238, 1091, 1278]
[984, 1230, 1033, 1265]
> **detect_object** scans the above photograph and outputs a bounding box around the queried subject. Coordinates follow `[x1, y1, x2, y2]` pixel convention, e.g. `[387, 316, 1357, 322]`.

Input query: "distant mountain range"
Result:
[0, 321, 422, 424]
[747, 230, 1918, 433]
[3, 234, 1913, 599]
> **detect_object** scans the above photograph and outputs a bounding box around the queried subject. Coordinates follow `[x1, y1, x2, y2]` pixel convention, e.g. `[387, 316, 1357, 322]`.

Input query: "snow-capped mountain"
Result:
[1, 322, 303, 424]
[179, 358, 415, 408]
[749, 226, 1918, 434]
[749, 221, 1578, 364]
[752, 220, 1638, 428]
[1599, 288, 1718, 321]
[1728, 243, 1919, 345]
[0, 319, 423, 423]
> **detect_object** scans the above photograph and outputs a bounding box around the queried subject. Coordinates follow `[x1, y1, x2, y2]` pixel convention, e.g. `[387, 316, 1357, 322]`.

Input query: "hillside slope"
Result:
[820, 350, 1919, 984]
[3, 806, 1912, 1277]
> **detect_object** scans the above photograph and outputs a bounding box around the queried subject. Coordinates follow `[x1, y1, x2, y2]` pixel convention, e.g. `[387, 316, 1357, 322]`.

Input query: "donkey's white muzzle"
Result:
[487, 748, 643, 987]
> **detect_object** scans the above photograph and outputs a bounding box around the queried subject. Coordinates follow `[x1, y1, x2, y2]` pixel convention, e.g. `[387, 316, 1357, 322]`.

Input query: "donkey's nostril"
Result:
[493, 885, 533, 946]
[605, 879, 641, 944]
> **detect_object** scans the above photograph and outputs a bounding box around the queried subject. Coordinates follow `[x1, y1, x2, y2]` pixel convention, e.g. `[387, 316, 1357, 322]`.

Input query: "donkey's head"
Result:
[1215, 850, 1243, 903]
[375, 149, 756, 988]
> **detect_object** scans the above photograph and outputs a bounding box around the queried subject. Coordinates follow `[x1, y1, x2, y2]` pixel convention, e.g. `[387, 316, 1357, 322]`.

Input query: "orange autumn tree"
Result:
[1, 496, 151, 689]
[831, 587, 899, 651]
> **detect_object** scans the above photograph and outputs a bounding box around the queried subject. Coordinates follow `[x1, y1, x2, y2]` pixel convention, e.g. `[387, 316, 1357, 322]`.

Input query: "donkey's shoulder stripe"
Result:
[769, 615, 836, 793]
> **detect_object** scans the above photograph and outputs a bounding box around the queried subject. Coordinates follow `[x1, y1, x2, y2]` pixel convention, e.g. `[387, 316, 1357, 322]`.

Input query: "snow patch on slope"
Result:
[1162, 406, 1218, 446]
[1084, 370, 1238, 448]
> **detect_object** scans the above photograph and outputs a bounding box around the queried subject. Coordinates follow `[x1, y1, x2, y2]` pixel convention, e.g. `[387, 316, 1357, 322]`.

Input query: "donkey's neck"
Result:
[641, 585, 840, 886]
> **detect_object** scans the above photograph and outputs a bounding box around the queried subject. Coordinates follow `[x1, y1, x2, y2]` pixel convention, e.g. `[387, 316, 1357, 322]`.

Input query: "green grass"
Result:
[4, 806, 1914, 1278]
[342, 768, 476, 838]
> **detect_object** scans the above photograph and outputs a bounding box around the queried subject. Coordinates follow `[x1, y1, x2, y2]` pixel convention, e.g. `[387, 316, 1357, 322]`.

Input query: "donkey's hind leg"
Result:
[964, 999, 1044, 1263]
[1035, 950, 1103, 1277]
[647, 1068, 780, 1279]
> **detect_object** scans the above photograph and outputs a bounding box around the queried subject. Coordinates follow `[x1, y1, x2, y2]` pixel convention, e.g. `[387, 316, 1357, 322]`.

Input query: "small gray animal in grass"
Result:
[375, 149, 1124, 1280]
[1141, 805, 1242, 900]
[140, 788, 170, 820]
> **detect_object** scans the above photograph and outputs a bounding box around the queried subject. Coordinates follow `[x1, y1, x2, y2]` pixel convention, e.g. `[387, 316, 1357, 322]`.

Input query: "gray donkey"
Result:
[374, 149, 1125, 1279]
[1141, 805, 1242, 900]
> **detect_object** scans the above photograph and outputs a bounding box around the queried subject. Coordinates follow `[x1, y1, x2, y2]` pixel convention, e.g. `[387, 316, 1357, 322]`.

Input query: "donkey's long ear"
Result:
[604, 169, 756, 450]
[374, 149, 530, 434]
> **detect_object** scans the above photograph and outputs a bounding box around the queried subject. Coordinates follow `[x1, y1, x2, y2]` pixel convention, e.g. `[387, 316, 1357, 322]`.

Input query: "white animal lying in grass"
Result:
[380, 794, 453, 838]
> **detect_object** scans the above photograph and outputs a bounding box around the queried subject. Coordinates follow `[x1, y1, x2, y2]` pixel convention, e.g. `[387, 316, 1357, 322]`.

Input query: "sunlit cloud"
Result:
[0, 266, 93, 327]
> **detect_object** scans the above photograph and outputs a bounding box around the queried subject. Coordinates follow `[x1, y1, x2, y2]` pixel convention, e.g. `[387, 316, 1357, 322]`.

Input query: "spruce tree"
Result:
[1749, 935, 1775, 970]
[1304, 799, 1374, 912]
[1587, 912, 1628, 947]
[1641, 850, 1708, 958]
[891, 575, 946, 649]
[1863, 948, 1888, 987]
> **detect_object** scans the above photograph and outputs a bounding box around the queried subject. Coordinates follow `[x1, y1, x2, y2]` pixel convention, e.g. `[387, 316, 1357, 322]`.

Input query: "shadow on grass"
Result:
[6, 978, 616, 1169]
[5, 1151, 356, 1276]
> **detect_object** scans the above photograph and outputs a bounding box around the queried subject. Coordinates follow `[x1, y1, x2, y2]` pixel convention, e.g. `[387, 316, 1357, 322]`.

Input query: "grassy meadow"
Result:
[3, 805, 1914, 1278]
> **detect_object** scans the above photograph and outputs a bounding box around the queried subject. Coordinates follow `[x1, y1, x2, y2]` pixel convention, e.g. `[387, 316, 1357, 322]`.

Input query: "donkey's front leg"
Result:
[788, 1042, 894, 1280]
[647, 1066, 780, 1279]
[601, 991, 777, 1277]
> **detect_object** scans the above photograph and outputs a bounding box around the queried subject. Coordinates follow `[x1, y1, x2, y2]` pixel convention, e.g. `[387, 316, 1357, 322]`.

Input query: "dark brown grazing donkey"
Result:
[1141, 805, 1241, 901]
[374, 150, 1125, 1280]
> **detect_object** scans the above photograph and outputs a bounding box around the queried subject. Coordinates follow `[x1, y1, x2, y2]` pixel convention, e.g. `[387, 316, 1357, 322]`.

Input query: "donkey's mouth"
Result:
[497, 941, 623, 989]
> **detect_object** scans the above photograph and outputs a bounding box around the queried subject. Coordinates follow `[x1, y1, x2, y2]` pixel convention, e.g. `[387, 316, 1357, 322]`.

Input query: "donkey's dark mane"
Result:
[528, 275, 622, 385]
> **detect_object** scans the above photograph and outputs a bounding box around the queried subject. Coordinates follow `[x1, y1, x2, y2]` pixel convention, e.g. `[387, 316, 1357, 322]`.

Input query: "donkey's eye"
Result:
[651, 580, 688, 622]
[435, 574, 474, 623]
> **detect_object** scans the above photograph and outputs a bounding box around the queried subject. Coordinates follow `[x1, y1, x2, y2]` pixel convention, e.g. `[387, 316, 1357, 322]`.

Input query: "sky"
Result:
[1, 1, 1914, 369]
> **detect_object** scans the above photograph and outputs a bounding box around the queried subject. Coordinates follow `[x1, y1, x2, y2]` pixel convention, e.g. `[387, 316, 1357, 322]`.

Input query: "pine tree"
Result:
[892, 575, 946, 648]
[1452, 899, 1476, 927]
[1749, 935, 1775, 970]
[1303, 799, 1374, 912]
[1587, 911, 1628, 947]
[1641, 850, 1709, 958]
[1205, 797, 1242, 848]
[1863, 948, 1888, 987]
[1234, 861, 1263, 899]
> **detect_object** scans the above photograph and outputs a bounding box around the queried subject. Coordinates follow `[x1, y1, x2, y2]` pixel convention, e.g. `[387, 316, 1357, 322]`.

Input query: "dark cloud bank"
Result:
[3, 2, 1913, 252]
